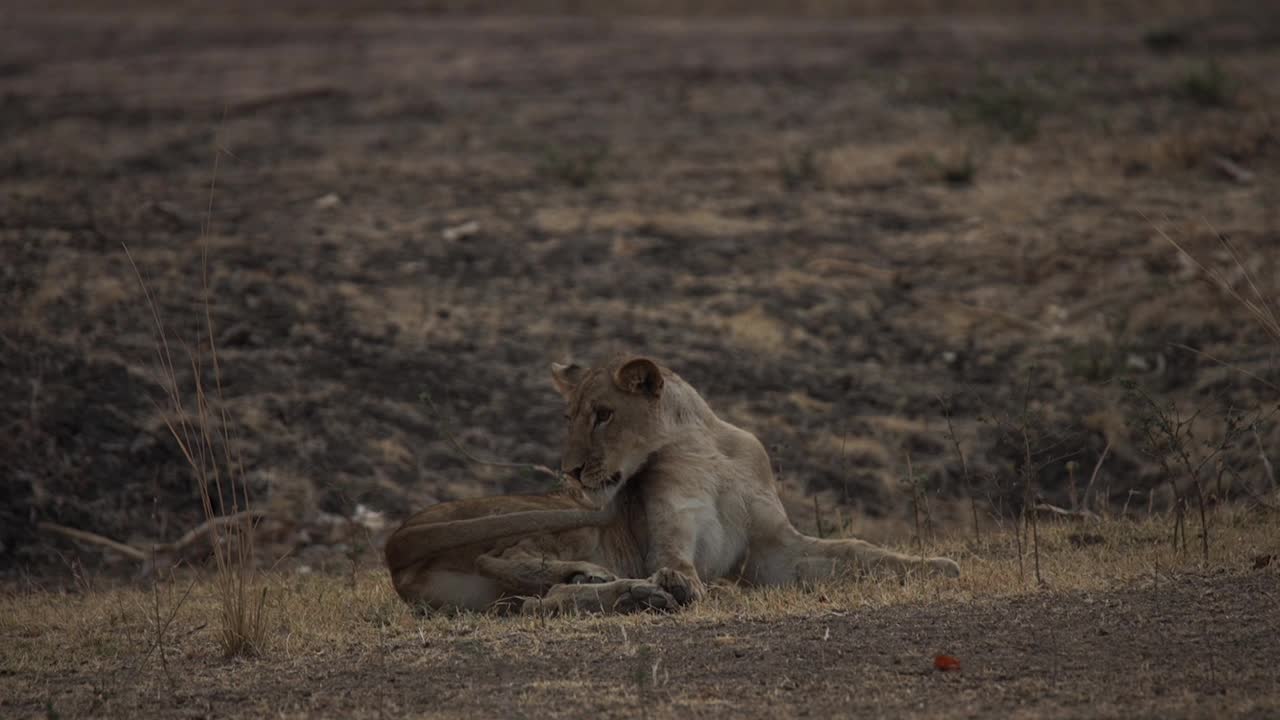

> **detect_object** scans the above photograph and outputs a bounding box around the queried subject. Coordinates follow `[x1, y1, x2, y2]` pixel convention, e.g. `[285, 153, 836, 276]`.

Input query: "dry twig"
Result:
[419, 391, 562, 482]
[39, 511, 265, 572]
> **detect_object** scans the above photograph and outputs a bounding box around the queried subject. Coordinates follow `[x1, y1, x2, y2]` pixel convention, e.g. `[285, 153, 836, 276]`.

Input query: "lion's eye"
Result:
[594, 408, 614, 426]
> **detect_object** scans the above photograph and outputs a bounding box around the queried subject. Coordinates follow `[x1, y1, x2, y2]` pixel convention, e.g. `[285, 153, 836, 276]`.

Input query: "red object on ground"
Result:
[934, 654, 962, 672]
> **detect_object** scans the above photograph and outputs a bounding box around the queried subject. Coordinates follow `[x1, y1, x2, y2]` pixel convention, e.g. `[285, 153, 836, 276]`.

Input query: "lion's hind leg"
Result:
[520, 578, 678, 616]
[474, 553, 617, 595]
[755, 533, 960, 585]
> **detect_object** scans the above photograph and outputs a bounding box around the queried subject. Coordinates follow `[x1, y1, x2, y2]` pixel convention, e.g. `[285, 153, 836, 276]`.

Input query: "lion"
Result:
[385, 356, 960, 614]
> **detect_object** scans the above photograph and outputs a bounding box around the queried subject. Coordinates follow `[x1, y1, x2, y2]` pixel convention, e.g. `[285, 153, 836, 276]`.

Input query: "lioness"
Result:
[386, 356, 960, 613]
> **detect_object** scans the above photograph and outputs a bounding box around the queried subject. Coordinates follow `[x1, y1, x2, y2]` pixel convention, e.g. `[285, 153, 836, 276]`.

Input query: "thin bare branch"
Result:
[38, 522, 147, 561]
[1255, 425, 1276, 491]
[1168, 343, 1279, 394]
[38, 511, 265, 565]
[938, 395, 981, 543]
[1033, 501, 1101, 522]
[1081, 439, 1112, 513]
[419, 391, 562, 481]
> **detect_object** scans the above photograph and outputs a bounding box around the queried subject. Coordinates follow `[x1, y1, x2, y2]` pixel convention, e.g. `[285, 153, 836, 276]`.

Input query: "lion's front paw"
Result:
[929, 557, 961, 578]
[614, 580, 677, 614]
[649, 567, 705, 606]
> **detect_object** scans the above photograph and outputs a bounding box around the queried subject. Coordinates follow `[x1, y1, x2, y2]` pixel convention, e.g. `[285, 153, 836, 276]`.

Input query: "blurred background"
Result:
[2, 0, 1277, 577]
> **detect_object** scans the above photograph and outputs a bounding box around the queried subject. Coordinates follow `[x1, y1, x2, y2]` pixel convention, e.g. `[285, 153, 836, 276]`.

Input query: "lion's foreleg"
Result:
[642, 498, 707, 605]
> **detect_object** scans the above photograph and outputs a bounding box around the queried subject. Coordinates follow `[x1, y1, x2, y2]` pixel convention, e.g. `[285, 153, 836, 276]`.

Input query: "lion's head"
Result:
[550, 356, 669, 506]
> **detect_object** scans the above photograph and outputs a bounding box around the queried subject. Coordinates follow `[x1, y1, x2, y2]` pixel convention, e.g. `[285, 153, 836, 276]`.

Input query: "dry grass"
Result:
[5, 505, 1275, 663]
[4, 505, 1277, 717]
[1157, 223, 1280, 349]
[120, 140, 269, 658]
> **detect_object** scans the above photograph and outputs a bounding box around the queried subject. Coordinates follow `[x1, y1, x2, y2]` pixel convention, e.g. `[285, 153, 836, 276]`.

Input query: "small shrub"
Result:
[953, 76, 1043, 143]
[537, 143, 608, 188]
[1143, 27, 1188, 53]
[1180, 60, 1232, 107]
[932, 150, 976, 186]
[779, 146, 821, 191]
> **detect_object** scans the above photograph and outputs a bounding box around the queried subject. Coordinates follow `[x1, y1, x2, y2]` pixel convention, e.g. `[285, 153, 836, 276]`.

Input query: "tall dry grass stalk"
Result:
[1151, 218, 1280, 552]
[122, 139, 268, 658]
[1155, 218, 1280, 349]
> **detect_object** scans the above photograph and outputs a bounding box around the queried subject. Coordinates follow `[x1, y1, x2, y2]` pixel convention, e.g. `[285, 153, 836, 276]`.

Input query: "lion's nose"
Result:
[565, 464, 584, 482]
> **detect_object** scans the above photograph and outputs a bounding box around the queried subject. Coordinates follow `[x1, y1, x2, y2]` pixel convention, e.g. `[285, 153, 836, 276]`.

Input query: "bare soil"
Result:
[4, 2, 1279, 574]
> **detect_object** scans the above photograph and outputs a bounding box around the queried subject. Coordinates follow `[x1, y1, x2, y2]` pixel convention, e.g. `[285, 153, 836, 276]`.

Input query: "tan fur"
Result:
[385, 356, 960, 614]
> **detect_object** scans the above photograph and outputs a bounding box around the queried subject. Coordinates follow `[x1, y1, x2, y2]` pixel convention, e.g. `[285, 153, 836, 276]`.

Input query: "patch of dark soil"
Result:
[4, 6, 1279, 575]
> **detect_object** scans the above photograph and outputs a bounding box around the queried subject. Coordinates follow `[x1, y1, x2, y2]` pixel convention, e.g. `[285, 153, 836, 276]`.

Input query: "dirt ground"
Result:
[5, 517, 1280, 719]
[2, 3, 1280, 716]
[4, 2, 1279, 574]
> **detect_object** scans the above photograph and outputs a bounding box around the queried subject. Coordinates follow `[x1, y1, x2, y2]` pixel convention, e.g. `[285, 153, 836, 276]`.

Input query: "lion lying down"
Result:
[385, 356, 960, 614]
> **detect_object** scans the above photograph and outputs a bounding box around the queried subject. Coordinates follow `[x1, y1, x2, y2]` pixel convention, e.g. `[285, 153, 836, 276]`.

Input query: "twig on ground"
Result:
[1033, 501, 1101, 522]
[1211, 155, 1254, 184]
[38, 522, 147, 561]
[39, 511, 265, 570]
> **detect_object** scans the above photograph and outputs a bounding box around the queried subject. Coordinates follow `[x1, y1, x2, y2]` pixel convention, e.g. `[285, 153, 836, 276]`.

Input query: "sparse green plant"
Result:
[537, 142, 609, 188]
[632, 644, 655, 701]
[1180, 60, 1233, 107]
[1143, 26, 1188, 53]
[1063, 341, 1123, 382]
[931, 150, 976, 186]
[953, 75, 1043, 142]
[779, 146, 820, 190]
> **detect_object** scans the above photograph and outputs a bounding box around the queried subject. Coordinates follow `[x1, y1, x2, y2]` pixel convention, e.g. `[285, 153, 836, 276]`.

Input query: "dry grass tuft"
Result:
[120, 142, 269, 659]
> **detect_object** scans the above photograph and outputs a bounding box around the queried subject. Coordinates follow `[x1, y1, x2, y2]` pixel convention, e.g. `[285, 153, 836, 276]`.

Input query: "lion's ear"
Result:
[613, 357, 664, 397]
[550, 362, 585, 400]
